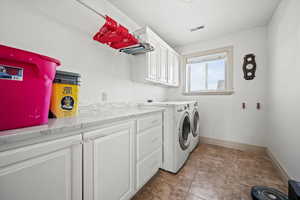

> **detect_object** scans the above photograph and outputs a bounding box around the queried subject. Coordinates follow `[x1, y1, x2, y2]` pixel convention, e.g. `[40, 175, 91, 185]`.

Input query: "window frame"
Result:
[183, 46, 234, 95]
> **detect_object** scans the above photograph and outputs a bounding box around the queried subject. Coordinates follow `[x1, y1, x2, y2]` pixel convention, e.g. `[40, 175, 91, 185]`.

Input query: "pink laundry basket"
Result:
[0, 44, 60, 131]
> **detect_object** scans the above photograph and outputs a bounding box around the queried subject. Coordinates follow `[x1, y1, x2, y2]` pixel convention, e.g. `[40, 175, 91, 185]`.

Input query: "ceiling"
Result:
[107, 0, 281, 47]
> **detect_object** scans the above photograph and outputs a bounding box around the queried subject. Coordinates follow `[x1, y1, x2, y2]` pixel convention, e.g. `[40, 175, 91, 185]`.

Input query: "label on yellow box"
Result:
[50, 83, 79, 118]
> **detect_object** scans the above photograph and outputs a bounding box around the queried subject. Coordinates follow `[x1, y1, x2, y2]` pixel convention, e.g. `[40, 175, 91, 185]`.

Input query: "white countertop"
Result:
[0, 105, 164, 152]
[142, 101, 196, 106]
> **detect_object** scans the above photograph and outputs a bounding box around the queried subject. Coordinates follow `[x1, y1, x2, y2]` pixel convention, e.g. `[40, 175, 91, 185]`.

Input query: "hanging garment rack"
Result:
[75, 0, 106, 19]
[75, 0, 154, 55]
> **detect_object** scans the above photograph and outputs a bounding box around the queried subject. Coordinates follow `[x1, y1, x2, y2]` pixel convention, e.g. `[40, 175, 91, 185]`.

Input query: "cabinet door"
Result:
[148, 38, 158, 81]
[84, 122, 135, 200]
[155, 44, 161, 81]
[167, 51, 174, 84]
[167, 51, 180, 86]
[136, 149, 161, 190]
[0, 135, 82, 200]
[159, 45, 168, 83]
[173, 53, 180, 86]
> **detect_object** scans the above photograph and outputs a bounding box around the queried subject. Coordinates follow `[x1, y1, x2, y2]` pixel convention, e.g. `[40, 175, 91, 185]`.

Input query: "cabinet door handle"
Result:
[151, 137, 159, 143]
[151, 120, 158, 124]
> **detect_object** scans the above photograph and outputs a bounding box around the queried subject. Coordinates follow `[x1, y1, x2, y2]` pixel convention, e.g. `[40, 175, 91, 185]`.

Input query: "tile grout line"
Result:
[183, 150, 208, 200]
[133, 143, 287, 200]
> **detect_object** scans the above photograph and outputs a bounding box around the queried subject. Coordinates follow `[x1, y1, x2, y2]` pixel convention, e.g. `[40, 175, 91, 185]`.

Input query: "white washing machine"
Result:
[190, 102, 200, 152]
[142, 101, 195, 173]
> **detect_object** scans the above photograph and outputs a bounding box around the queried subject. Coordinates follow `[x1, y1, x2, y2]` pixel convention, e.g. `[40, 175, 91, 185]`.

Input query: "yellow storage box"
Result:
[49, 70, 80, 118]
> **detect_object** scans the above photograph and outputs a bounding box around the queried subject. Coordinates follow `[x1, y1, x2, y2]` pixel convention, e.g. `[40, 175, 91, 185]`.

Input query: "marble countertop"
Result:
[0, 105, 164, 152]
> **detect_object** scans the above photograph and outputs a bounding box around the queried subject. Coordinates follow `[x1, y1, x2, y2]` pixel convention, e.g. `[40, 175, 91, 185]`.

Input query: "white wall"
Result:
[0, 0, 167, 105]
[167, 27, 269, 146]
[267, 0, 300, 180]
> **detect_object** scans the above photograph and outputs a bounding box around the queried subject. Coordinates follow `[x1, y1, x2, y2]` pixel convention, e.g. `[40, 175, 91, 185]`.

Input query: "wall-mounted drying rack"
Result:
[75, 0, 154, 55]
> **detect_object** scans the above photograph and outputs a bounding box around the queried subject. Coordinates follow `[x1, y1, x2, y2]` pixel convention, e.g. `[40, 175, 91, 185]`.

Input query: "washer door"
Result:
[192, 109, 200, 137]
[179, 112, 191, 150]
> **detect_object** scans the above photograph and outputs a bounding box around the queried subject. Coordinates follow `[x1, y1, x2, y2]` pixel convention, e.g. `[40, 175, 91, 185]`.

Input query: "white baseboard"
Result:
[199, 136, 290, 182]
[199, 136, 266, 153]
[266, 148, 290, 183]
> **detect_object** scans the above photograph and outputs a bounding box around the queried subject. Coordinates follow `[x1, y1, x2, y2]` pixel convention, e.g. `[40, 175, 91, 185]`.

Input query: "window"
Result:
[184, 46, 234, 95]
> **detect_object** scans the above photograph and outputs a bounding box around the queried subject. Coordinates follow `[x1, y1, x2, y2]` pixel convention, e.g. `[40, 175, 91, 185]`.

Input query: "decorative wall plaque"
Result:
[243, 54, 256, 80]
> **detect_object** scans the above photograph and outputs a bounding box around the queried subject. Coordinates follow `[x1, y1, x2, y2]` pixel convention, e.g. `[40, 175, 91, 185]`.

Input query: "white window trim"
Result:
[182, 46, 234, 95]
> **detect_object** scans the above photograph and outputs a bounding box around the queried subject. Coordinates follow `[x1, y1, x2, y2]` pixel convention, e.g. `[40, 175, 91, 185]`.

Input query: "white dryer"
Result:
[142, 101, 195, 173]
[190, 102, 200, 152]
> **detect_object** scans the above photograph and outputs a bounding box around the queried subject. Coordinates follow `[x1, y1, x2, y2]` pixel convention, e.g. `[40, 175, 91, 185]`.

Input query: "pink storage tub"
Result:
[0, 44, 60, 131]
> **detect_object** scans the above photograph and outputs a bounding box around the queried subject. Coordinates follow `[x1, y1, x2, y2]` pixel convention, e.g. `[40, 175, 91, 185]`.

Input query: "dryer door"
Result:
[179, 112, 191, 151]
[192, 109, 200, 137]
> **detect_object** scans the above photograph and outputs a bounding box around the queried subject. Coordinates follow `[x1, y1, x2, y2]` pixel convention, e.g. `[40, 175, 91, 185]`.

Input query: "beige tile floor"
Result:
[132, 144, 287, 200]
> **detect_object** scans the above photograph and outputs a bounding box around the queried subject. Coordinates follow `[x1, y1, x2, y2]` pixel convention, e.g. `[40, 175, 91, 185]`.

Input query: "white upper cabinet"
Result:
[131, 27, 179, 87]
[148, 37, 159, 81]
[173, 51, 180, 86]
[167, 50, 174, 84]
[167, 50, 180, 86]
[159, 45, 168, 83]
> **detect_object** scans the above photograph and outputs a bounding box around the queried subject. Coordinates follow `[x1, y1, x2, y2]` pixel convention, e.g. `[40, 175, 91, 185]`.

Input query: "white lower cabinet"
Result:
[0, 112, 164, 200]
[0, 135, 83, 200]
[136, 113, 163, 190]
[83, 114, 163, 200]
[83, 121, 135, 200]
[136, 149, 161, 190]
[137, 126, 162, 161]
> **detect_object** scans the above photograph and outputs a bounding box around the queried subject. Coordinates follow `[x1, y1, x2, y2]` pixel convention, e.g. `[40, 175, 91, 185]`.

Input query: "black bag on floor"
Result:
[251, 180, 300, 200]
[251, 186, 288, 200]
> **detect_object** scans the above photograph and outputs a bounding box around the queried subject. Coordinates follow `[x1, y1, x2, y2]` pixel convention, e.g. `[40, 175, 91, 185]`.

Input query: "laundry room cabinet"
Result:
[167, 50, 180, 86]
[83, 121, 135, 200]
[159, 44, 168, 83]
[131, 26, 180, 87]
[136, 113, 163, 190]
[0, 110, 164, 200]
[147, 37, 160, 81]
[83, 113, 163, 199]
[0, 135, 83, 200]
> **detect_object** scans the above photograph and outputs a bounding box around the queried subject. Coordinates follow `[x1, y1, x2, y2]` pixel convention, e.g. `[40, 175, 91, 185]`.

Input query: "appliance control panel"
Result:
[177, 105, 186, 112]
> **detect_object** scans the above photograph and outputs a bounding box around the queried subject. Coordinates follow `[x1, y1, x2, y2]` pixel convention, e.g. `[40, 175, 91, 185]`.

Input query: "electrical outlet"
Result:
[102, 92, 107, 102]
[242, 102, 246, 110]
